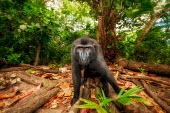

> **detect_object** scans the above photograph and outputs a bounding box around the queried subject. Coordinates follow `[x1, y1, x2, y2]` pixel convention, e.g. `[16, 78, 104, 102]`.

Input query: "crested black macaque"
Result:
[71, 36, 120, 106]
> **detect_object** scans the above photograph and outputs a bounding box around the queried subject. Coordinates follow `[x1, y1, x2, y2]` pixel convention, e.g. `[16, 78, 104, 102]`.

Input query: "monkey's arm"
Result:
[71, 60, 82, 106]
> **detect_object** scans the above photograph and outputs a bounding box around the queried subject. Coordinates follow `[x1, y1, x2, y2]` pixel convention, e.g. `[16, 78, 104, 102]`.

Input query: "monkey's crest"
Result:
[81, 36, 89, 45]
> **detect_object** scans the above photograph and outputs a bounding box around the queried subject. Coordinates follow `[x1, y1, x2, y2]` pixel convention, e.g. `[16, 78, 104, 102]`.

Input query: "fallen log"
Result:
[2, 72, 55, 86]
[120, 75, 170, 86]
[0, 64, 58, 73]
[117, 58, 170, 76]
[3, 83, 60, 113]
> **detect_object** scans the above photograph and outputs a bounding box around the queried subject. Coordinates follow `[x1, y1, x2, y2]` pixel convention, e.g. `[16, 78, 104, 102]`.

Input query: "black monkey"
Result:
[71, 36, 120, 106]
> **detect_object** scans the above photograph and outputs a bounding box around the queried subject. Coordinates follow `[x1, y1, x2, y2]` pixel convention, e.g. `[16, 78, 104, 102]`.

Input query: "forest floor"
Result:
[0, 64, 170, 113]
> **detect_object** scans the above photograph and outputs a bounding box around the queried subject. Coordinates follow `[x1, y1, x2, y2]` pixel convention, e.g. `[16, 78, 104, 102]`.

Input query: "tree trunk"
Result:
[117, 58, 170, 76]
[134, 7, 170, 61]
[79, 0, 170, 75]
[97, 1, 121, 62]
[34, 43, 41, 66]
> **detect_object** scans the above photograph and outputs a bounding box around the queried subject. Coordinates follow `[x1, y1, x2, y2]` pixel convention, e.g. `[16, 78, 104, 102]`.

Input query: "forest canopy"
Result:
[0, 0, 169, 66]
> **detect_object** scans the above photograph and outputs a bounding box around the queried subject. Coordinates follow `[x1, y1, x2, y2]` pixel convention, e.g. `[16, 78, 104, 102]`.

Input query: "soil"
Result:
[0, 64, 169, 113]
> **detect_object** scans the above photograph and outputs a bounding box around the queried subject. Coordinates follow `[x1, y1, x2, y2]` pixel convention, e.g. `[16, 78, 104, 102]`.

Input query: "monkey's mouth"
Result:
[79, 60, 89, 67]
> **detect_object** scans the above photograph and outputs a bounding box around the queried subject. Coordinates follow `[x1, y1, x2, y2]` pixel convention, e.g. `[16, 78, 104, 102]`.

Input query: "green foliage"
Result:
[43, 83, 49, 87]
[26, 70, 34, 74]
[76, 98, 107, 113]
[0, 0, 97, 65]
[7, 53, 22, 65]
[76, 87, 150, 113]
[96, 88, 113, 112]
[137, 68, 147, 74]
[116, 25, 170, 64]
[1, 0, 168, 66]
[137, 26, 170, 64]
[117, 86, 150, 105]
[116, 31, 137, 60]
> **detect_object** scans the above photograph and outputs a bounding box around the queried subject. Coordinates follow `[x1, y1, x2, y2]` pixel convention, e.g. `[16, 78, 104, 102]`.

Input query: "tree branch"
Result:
[137, 7, 170, 42]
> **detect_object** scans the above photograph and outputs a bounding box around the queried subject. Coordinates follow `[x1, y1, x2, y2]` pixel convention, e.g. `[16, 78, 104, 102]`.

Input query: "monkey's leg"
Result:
[101, 78, 109, 97]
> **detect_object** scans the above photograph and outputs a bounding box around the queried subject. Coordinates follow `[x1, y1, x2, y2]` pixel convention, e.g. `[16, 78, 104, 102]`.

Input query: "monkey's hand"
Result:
[70, 97, 78, 106]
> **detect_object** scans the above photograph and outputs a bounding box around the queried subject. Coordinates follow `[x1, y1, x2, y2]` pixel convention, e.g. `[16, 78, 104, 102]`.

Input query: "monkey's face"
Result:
[75, 46, 95, 67]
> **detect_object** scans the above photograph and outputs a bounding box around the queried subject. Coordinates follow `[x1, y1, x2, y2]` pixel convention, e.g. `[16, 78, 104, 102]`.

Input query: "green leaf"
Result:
[132, 9, 139, 13]
[128, 96, 151, 104]
[80, 98, 94, 104]
[76, 104, 97, 109]
[117, 98, 136, 105]
[43, 83, 49, 87]
[115, 3, 122, 10]
[116, 87, 150, 105]
[117, 86, 126, 98]
[101, 98, 114, 106]
[120, 86, 144, 97]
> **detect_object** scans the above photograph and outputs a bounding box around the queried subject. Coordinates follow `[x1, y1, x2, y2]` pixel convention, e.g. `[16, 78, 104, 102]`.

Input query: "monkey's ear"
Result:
[94, 44, 99, 54]
[72, 43, 76, 48]
[72, 43, 76, 54]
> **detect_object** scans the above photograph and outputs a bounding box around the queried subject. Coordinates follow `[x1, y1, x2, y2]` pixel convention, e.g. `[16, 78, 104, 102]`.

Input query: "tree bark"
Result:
[97, 1, 121, 62]
[117, 58, 170, 76]
[34, 42, 41, 66]
[4, 85, 60, 113]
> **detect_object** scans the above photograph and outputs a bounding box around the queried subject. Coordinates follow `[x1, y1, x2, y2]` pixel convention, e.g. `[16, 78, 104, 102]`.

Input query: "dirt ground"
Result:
[0, 64, 170, 113]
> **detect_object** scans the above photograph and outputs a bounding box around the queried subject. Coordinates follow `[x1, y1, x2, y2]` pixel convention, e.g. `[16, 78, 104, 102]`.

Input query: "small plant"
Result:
[76, 98, 108, 113]
[95, 88, 113, 112]
[26, 70, 34, 74]
[114, 64, 119, 66]
[43, 83, 49, 87]
[137, 67, 147, 74]
[116, 86, 150, 105]
[76, 86, 150, 113]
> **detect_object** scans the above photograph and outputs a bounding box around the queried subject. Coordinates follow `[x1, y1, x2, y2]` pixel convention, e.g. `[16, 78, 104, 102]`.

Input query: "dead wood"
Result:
[3, 83, 60, 113]
[158, 96, 170, 104]
[0, 67, 31, 72]
[0, 64, 58, 73]
[69, 80, 91, 113]
[123, 103, 152, 113]
[2, 72, 56, 86]
[120, 75, 170, 86]
[117, 58, 170, 76]
[35, 108, 64, 113]
[141, 80, 170, 113]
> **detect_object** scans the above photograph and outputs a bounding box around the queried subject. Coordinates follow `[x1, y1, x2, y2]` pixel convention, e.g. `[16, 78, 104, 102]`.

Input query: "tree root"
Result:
[141, 80, 170, 113]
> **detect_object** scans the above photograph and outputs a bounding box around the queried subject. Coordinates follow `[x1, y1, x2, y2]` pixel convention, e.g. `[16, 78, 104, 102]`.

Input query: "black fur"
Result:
[81, 36, 89, 45]
[71, 36, 120, 106]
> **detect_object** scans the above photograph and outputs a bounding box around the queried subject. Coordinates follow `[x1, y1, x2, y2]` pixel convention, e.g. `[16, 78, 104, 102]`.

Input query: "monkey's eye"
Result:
[85, 47, 89, 50]
[79, 47, 83, 50]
